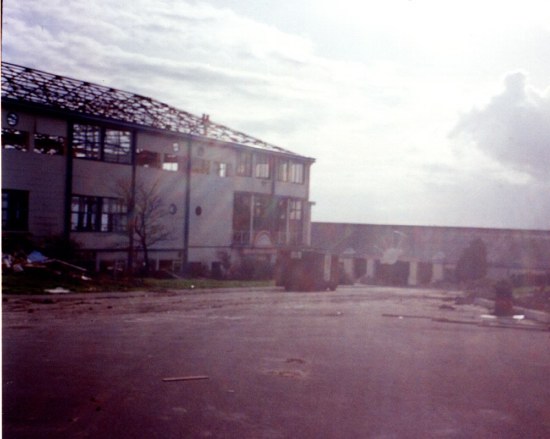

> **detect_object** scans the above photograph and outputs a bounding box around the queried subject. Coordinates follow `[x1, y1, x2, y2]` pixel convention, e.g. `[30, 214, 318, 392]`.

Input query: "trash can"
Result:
[276, 248, 339, 291]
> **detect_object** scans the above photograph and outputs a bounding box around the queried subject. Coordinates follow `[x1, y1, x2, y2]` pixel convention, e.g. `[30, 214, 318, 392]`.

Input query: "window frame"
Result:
[33, 133, 65, 155]
[2, 189, 29, 231]
[255, 154, 271, 179]
[236, 151, 253, 177]
[72, 123, 132, 164]
[2, 129, 29, 152]
[71, 195, 127, 232]
[289, 161, 305, 184]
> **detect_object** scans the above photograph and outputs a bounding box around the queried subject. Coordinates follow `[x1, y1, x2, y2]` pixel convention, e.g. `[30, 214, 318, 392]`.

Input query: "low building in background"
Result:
[2, 63, 315, 276]
[312, 222, 550, 286]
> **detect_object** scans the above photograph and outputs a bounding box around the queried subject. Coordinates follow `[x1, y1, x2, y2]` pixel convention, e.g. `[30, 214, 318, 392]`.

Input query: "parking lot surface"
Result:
[3, 286, 550, 438]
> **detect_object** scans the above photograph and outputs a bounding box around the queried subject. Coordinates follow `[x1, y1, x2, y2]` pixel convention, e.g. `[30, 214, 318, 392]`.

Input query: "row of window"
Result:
[2, 125, 306, 183]
[236, 151, 305, 183]
[232, 193, 305, 245]
[71, 195, 127, 232]
[2, 129, 65, 155]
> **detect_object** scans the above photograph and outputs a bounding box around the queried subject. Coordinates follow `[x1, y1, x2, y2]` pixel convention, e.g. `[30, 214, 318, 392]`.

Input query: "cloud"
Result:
[450, 72, 550, 180]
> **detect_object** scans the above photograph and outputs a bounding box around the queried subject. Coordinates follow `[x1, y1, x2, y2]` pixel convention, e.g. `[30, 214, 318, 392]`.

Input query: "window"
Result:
[215, 162, 231, 177]
[277, 159, 289, 182]
[34, 133, 65, 155]
[162, 154, 179, 171]
[2, 190, 29, 231]
[289, 162, 305, 184]
[289, 199, 303, 244]
[253, 195, 275, 230]
[136, 149, 160, 168]
[289, 199, 303, 220]
[255, 154, 271, 179]
[72, 124, 101, 159]
[71, 195, 126, 232]
[236, 151, 252, 176]
[2, 129, 29, 151]
[100, 198, 127, 232]
[103, 129, 131, 163]
[191, 158, 210, 174]
[72, 124, 132, 163]
[232, 193, 252, 244]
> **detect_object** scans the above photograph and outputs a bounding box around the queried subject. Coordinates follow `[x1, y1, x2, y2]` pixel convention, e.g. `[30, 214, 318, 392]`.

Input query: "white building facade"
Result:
[2, 63, 314, 275]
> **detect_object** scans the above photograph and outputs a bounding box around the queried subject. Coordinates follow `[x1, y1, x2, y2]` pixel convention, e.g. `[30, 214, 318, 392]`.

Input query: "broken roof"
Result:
[1, 62, 305, 157]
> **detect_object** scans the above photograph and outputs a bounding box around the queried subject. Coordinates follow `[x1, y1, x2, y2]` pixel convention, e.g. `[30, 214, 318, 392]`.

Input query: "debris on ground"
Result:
[162, 376, 209, 382]
[45, 287, 72, 294]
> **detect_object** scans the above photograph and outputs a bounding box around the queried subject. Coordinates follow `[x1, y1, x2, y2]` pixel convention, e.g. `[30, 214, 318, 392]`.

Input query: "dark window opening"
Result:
[236, 151, 252, 177]
[191, 158, 210, 174]
[2, 190, 29, 231]
[136, 149, 160, 168]
[233, 193, 252, 244]
[34, 133, 65, 155]
[2, 129, 29, 151]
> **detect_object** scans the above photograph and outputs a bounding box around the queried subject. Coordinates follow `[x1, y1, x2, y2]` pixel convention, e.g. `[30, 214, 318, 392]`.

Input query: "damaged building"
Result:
[1, 62, 315, 275]
[312, 222, 550, 286]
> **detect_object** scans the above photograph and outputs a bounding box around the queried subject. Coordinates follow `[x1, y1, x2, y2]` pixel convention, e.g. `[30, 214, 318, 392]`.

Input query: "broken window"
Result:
[71, 195, 126, 232]
[191, 158, 210, 174]
[33, 133, 65, 155]
[72, 124, 132, 163]
[136, 149, 160, 168]
[2, 189, 29, 231]
[72, 124, 101, 159]
[255, 154, 271, 179]
[236, 151, 252, 177]
[103, 129, 131, 164]
[2, 129, 29, 151]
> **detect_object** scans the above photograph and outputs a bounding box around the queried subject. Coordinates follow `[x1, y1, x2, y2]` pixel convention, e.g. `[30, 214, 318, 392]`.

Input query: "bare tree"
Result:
[116, 179, 172, 275]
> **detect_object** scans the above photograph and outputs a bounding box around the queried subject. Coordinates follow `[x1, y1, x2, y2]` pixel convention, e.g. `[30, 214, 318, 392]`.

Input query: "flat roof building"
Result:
[2, 62, 315, 276]
[312, 222, 550, 286]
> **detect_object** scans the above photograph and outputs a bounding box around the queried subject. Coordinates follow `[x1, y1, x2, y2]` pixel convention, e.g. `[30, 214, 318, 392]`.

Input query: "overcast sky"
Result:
[3, 0, 550, 230]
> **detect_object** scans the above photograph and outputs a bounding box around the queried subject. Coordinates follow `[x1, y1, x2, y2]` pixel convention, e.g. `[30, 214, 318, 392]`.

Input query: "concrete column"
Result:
[366, 258, 375, 278]
[433, 263, 444, 282]
[408, 261, 418, 286]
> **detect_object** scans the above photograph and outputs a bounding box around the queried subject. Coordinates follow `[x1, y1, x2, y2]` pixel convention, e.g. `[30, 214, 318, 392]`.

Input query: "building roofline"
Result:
[312, 221, 550, 235]
[1, 62, 314, 161]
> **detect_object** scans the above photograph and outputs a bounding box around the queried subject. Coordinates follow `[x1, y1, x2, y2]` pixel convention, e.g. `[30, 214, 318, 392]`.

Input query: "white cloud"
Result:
[451, 72, 550, 180]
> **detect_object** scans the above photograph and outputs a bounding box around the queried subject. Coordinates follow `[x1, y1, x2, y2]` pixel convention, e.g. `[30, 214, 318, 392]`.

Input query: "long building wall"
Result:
[2, 103, 313, 274]
[312, 222, 550, 286]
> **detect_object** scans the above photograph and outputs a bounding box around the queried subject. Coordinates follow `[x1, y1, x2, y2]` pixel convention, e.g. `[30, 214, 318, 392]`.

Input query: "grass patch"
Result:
[2, 270, 274, 295]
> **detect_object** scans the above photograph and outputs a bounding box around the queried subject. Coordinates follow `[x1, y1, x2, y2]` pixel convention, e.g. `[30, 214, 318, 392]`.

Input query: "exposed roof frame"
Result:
[2, 62, 309, 159]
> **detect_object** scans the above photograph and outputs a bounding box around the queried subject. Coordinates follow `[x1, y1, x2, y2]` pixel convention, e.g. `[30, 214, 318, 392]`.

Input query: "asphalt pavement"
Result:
[3, 286, 550, 438]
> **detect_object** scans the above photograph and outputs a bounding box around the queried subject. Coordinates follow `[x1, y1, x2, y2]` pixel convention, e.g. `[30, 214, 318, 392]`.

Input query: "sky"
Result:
[3, 0, 550, 230]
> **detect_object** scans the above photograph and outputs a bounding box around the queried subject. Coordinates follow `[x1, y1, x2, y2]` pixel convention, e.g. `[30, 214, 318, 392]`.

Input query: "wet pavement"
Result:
[3, 286, 550, 438]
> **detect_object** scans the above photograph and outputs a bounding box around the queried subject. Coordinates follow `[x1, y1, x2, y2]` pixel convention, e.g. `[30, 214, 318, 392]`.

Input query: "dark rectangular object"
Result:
[276, 248, 339, 291]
